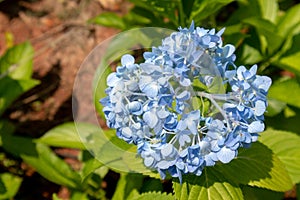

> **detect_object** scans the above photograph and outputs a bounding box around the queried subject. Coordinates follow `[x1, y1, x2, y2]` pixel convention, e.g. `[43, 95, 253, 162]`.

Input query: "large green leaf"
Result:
[242, 186, 284, 200]
[216, 142, 293, 192]
[173, 169, 243, 200]
[0, 41, 34, 80]
[259, 129, 300, 184]
[0, 77, 39, 116]
[1, 134, 82, 189]
[268, 78, 300, 108]
[215, 142, 293, 191]
[131, 192, 175, 200]
[0, 173, 22, 200]
[37, 122, 99, 149]
[189, 0, 234, 25]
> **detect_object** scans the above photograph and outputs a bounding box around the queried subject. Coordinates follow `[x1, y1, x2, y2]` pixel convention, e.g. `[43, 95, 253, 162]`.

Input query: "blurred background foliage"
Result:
[0, 0, 300, 199]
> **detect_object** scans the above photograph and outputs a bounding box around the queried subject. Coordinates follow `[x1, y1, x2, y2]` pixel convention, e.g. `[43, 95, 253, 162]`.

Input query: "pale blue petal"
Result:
[248, 121, 265, 133]
[161, 144, 174, 157]
[217, 147, 236, 163]
[107, 73, 119, 87]
[121, 54, 135, 66]
[144, 156, 154, 167]
[254, 100, 266, 116]
[143, 111, 158, 128]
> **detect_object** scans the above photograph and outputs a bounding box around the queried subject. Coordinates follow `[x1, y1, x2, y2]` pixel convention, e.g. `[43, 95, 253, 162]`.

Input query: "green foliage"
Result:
[260, 129, 300, 184]
[87, 1, 300, 199]
[0, 173, 22, 200]
[1, 0, 300, 199]
[215, 142, 293, 192]
[173, 170, 243, 200]
[0, 42, 39, 116]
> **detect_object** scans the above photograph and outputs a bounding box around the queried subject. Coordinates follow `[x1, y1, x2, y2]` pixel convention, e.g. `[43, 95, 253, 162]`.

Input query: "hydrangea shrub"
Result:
[100, 22, 271, 182]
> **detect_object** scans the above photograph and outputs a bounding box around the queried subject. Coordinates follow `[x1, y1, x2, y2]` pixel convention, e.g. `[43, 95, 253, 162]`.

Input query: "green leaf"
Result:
[0, 173, 22, 200]
[265, 98, 286, 117]
[0, 120, 15, 146]
[1, 134, 82, 189]
[276, 33, 300, 76]
[215, 142, 293, 192]
[88, 12, 126, 30]
[131, 192, 175, 200]
[129, 0, 179, 26]
[277, 3, 300, 38]
[70, 191, 89, 200]
[259, 129, 300, 184]
[242, 186, 284, 200]
[79, 126, 160, 177]
[0, 77, 39, 116]
[256, 0, 278, 23]
[112, 173, 144, 200]
[80, 150, 104, 181]
[173, 169, 243, 200]
[265, 107, 300, 134]
[189, 0, 234, 25]
[86, 128, 152, 174]
[243, 17, 283, 54]
[52, 194, 63, 200]
[0, 41, 34, 80]
[37, 122, 100, 149]
[240, 44, 264, 65]
[268, 78, 300, 108]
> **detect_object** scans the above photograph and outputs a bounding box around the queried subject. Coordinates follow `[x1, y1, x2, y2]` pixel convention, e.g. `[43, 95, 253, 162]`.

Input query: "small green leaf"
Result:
[52, 194, 63, 200]
[0, 77, 39, 116]
[277, 4, 300, 38]
[129, 0, 179, 26]
[1, 134, 82, 189]
[173, 169, 243, 200]
[216, 142, 293, 192]
[0, 41, 34, 80]
[265, 98, 286, 117]
[131, 192, 174, 200]
[70, 191, 89, 200]
[80, 150, 104, 181]
[277, 52, 300, 76]
[240, 44, 264, 65]
[0, 173, 22, 200]
[243, 17, 283, 54]
[260, 129, 300, 184]
[189, 0, 234, 25]
[82, 127, 155, 175]
[256, 0, 278, 23]
[88, 12, 126, 30]
[37, 122, 100, 149]
[112, 173, 144, 200]
[268, 78, 300, 109]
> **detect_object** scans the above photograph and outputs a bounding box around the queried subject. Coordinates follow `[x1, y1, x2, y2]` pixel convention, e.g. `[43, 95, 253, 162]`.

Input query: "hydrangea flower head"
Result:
[100, 23, 271, 182]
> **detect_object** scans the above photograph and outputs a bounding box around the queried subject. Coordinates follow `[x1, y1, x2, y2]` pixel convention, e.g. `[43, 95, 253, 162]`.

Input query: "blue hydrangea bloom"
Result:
[100, 22, 271, 182]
